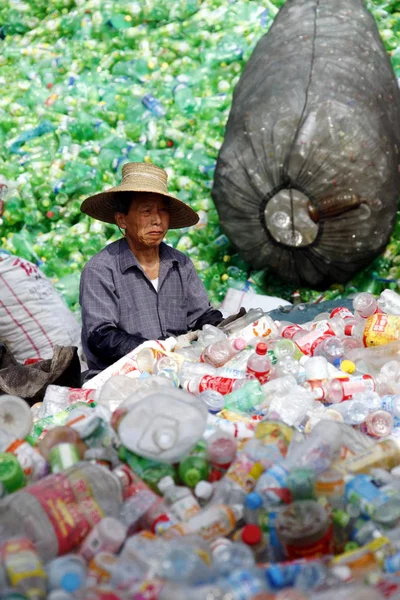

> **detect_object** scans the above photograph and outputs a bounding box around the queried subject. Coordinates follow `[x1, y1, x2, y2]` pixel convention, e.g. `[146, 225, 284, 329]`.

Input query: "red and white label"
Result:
[66, 388, 95, 405]
[295, 323, 335, 356]
[246, 366, 270, 384]
[198, 375, 236, 395]
[27, 471, 104, 555]
[330, 307, 354, 320]
[339, 374, 376, 401]
[281, 324, 304, 340]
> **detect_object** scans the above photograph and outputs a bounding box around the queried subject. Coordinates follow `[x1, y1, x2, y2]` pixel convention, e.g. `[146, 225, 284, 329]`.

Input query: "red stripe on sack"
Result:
[0, 299, 41, 358]
[0, 273, 54, 350]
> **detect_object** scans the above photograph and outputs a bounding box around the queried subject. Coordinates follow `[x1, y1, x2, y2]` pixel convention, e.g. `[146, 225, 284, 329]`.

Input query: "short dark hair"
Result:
[114, 192, 135, 215]
[114, 192, 171, 216]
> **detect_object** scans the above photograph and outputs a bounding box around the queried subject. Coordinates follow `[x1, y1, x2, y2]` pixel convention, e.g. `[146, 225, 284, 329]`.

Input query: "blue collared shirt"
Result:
[80, 238, 222, 375]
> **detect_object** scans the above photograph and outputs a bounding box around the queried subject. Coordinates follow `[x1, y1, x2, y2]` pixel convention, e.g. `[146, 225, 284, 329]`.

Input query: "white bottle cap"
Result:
[194, 480, 214, 501]
[304, 356, 328, 381]
[158, 475, 175, 493]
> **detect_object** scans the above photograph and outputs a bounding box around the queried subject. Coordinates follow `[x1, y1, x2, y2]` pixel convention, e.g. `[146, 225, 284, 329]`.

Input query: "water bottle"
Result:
[211, 539, 255, 575]
[157, 537, 213, 585]
[185, 375, 249, 395]
[79, 517, 127, 562]
[328, 375, 376, 403]
[246, 342, 272, 384]
[224, 380, 265, 414]
[158, 476, 200, 521]
[178, 441, 210, 488]
[244, 491, 265, 525]
[201, 337, 246, 368]
[378, 289, 400, 315]
[207, 431, 237, 482]
[1, 537, 47, 599]
[0, 464, 124, 561]
[353, 292, 379, 319]
[162, 504, 243, 542]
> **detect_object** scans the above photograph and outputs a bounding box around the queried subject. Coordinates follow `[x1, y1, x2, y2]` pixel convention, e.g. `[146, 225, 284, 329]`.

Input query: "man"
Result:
[80, 162, 225, 380]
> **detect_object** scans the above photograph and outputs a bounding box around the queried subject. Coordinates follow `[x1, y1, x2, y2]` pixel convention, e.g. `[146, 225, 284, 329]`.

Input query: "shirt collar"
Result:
[119, 238, 178, 274]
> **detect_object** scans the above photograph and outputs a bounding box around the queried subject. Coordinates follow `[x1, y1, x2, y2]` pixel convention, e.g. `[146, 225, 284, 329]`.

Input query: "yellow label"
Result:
[363, 314, 400, 347]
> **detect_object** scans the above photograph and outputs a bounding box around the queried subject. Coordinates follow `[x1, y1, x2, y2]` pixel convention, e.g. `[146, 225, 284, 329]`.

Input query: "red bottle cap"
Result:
[241, 524, 262, 546]
[256, 343, 268, 356]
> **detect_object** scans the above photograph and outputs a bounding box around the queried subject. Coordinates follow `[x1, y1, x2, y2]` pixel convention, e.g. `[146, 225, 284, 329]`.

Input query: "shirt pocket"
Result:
[160, 294, 188, 333]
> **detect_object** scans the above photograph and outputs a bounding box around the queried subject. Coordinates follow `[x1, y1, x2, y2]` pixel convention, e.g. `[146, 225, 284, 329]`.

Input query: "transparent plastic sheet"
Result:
[212, 0, 400, 287]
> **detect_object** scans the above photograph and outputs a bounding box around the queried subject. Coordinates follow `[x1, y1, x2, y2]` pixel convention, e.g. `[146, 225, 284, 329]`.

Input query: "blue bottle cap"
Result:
[61, 572, 83, 593]
[245, 491, 263, 510]
[333, 357, 342, 368]
[265, 564, 286, 590]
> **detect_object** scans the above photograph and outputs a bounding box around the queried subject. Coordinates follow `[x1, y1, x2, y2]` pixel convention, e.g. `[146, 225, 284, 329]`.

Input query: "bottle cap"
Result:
[194, 480, 214, 500]
[0, 452, 25, 493]
[234, 338, 246, 351]
[248, 462, 264, 481]
[61, 572, 84, 593]
[241, 524, 262, 546]
[158, 475, 174, 493]
[184, 467, 202, 488]
[255, 343, 268, 356]
[245, 491, 263, 510]
[340, 360, 356, 374]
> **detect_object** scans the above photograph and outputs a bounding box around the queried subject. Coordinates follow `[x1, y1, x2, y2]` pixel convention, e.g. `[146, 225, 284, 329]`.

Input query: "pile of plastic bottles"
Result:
[0, 0, 399, 311]
[5, 290, 400, 597]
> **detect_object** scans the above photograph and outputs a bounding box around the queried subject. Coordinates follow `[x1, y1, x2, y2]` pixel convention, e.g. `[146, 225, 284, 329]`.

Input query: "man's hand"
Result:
[174, 330, 200, 350]
[217, 307, 247, 329]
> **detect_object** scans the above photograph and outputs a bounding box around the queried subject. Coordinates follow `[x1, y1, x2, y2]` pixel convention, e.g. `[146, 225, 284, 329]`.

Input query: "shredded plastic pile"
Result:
[0, 0, 399, 312]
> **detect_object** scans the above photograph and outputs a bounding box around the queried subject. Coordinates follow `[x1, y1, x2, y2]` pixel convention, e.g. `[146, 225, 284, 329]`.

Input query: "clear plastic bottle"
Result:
[244, 491, 264, 525]
[246, 343, 272, 384]
[79, 517, 127, 562]
[378, 289, 400, 315]
[201, 337, 246, 368]
[198, 389, 225, 413]
[360, 410, 394, 438]
[207, 431, 237, 482]
[158, 475, 200, 521]
[163, 503, 242, 542]
[353, 292, 379, 319]
[185, 375, 249, 395]
[328, 375, 376, 403]
[46, 555, 87, 594]
[0, 464, 124, 561]
[2, 537, 47, 599]
[211, 539, 255, 575]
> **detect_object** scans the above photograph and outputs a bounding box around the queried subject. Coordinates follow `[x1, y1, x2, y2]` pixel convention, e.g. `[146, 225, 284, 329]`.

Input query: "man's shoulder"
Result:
[83, 239, 122, 272]
[161, 243, 190, 266]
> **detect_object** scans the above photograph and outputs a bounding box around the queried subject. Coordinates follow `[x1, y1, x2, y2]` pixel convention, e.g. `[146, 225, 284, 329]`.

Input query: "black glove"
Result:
[217, 307, 247, 329]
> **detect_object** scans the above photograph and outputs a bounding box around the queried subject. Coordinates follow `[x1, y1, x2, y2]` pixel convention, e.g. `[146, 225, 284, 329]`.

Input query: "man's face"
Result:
[115, 193, 170, 249]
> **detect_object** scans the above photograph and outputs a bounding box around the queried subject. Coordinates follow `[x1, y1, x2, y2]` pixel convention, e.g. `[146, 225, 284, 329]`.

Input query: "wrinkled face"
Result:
[115, 193, 170, 249]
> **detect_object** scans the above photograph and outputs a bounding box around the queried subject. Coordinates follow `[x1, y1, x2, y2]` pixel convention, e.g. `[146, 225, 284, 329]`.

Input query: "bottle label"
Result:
[199, 375, 235, 395]
[171, 496, 200, 521]
[363, 313, 400, 347]
[346, 476, 389, 517]
[6, 439, 47, 480]
[330, 307, 354, 320]
[226, 454, 256, 491]
[281, 324, 303, 339]
[295, 323, 335, 355]
[2, 538, 46, 589]
[247, 366, 270, 384]
[27, 470, 104, 555]
[340, 374, 375, 400]
[283, 522, 334, 560]
[65, 388, 95, 405]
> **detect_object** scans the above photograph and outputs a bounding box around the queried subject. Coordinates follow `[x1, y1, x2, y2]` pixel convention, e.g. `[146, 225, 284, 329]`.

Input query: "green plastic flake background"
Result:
[0, 0, 398, 313]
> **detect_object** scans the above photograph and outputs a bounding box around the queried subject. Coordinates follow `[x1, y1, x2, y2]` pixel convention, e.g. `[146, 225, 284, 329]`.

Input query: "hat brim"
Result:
[80, 184, 199, 229]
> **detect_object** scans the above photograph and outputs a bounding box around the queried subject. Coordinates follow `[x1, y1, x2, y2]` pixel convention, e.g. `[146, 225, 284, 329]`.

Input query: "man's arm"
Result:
[80, 266, 148, 365]
[185, 260, 223, 330]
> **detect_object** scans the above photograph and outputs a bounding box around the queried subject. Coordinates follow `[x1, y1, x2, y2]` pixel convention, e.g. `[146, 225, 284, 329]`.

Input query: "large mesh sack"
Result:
[212, 0, 400, 287]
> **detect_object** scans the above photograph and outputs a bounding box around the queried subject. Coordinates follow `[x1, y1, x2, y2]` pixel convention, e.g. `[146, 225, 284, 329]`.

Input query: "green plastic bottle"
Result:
[178, 440, 210, 488]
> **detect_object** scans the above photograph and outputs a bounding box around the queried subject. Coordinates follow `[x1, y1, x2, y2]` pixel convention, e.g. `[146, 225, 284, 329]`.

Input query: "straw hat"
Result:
[81, 162, 199, 229]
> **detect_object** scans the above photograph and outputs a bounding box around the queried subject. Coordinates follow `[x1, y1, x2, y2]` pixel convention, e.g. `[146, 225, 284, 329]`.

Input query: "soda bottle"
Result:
[178, 441, 210, 488]
[201, 338, 246, 368]
[158, 476, 200, 521]
[246, 343, 272, 384]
